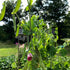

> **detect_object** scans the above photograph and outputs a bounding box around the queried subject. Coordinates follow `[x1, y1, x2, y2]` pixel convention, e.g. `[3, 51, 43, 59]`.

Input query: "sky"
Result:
[0, 0, 70, 26]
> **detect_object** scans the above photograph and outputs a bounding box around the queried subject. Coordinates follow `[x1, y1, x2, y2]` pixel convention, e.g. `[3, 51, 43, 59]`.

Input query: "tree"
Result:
[62, 11, 70, 38]
[24, 0, 68, 39]
[64, 11, 70, 25]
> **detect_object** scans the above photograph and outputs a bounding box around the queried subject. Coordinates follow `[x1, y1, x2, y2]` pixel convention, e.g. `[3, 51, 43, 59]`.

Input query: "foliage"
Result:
[11, 0, 21, 14]
[0, 0, 70, 70]
[0, 1, 6, 21]
[0, 21, 15, 42]
[0, 55, 16, 70]
[0, 0, 23, 43]
[24, 0, 68, 39]
[45, 56, 70, 70]
[62, 11, 70, 38]
[19, 15, 67, 70]
[17, 13, 69, 70]
[24, 0, 68, 21]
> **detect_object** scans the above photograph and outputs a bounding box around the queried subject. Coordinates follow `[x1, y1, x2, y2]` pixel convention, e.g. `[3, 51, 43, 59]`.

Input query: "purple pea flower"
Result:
[27, 53, 33, 61]
[16, 42, 18, 45]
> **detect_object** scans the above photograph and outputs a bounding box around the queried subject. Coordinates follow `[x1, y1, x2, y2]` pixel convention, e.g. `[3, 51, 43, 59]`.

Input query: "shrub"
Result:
[0, 55, 16, 70]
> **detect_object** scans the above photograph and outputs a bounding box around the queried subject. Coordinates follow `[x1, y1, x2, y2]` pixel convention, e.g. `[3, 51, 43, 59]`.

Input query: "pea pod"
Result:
[12, 15, 16, 32]
[11, 0, 21, 14]
[0, 2, 6, 21]
[16, 24, 19, 37]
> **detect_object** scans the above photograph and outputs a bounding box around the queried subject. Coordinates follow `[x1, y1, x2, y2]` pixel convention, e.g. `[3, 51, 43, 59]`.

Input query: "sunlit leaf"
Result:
[30, 0, 33, 5]
[16, 24, 19, 37]
[63, 42, 67, 47]
[38, 44, 43, 50]
[26, 6, 29, 11]
[0, 2, 6, 21]
[18, 69, 22, 70]
[56, 48, 62, 54]
[21, 20, 25, 24]
[11, 62, 17, 68]
[11, 0, 21, 14]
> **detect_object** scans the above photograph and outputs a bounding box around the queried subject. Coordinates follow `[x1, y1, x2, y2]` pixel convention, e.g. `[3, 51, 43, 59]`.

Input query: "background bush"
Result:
[0, 55, 16, 70]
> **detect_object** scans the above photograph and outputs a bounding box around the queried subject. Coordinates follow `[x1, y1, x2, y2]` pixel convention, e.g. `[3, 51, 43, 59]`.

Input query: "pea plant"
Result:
[0, 0, 70, 70]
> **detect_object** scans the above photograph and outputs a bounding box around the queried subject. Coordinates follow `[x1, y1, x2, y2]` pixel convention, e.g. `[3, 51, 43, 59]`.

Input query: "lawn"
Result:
[0, 38, 70, 57]
[0, 42, 17, 57]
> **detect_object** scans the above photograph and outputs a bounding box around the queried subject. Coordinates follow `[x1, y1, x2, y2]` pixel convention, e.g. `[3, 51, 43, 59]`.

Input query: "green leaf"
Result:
[26, 6, 29, 11]
[11, 0, 21, 14]
[0, 2, 6, 21]
[21, 20, 25, 24]
[11, 62, 17, 68]
[27, 0, 33, 6]
[23, 24, 30, 31]
[19, 69, 22, 70]
[30, 0, 33, 5]
[63, 42, 67, 47]
[31, 15, 39, 30]
[56, 48, 62, 54]
[12, 15, 16, 31]
[38, 44, 43, 50]
[16, 24, 19, 37]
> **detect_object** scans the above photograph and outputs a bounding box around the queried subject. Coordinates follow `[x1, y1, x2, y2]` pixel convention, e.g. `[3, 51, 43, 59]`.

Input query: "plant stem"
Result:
[17, 37, 20, 69]
[29, 2, 32, 40]
[16, 14, 21, 24]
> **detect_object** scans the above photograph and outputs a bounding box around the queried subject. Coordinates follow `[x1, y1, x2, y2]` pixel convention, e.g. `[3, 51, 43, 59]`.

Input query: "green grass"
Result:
[0, 38, 70, 57]
[0, 42, 18, 57]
